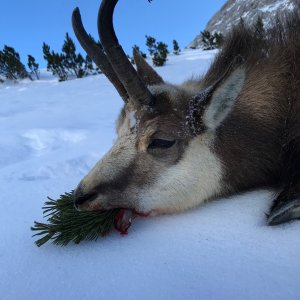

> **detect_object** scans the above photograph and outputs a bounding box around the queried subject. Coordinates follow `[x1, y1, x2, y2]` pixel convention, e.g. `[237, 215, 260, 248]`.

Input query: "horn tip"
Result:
[73, 7, 80, 16]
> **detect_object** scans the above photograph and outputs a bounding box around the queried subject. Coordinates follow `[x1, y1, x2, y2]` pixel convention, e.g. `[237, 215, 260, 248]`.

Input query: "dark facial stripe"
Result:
[93, 161, 137, 194]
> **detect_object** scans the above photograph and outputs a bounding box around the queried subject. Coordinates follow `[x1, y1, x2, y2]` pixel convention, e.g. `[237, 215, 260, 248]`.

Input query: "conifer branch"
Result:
[31, 191, 119, 247]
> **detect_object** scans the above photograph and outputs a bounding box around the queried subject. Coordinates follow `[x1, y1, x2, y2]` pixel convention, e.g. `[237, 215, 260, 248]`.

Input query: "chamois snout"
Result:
[73, 185, 98, 211]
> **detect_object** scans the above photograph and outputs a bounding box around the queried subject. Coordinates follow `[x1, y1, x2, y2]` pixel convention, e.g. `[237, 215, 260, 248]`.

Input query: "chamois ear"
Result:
[203, 67, 246, 130]
[133, 47, 164, 86]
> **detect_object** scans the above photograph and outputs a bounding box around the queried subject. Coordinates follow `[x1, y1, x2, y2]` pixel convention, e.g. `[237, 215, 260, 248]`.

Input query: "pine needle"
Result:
[31, 191, 119, 247]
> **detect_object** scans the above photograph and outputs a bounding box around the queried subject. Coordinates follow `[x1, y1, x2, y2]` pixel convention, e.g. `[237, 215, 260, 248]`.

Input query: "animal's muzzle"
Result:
[73, 186, 98, 210]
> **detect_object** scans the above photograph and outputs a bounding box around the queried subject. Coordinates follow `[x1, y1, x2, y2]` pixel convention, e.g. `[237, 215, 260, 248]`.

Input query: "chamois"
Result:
[72, 0, 300, 229]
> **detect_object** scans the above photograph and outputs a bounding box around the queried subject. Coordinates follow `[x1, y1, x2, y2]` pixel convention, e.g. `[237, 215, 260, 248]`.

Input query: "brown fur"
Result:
[204, 11, 300, 214]
[133, 11, 300, 216]
[74, 8, 300, 223]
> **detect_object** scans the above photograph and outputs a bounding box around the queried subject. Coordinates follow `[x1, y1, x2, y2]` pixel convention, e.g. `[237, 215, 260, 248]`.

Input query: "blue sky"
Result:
[1, 0, 226, 68]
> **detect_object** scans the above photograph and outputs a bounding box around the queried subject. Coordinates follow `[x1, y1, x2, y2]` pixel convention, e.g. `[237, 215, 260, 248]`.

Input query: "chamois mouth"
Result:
[114, 209, 153, 234]
[73, 191, 98, 210]
[114, 209, 133, 234]
[73, 189, 154, 234]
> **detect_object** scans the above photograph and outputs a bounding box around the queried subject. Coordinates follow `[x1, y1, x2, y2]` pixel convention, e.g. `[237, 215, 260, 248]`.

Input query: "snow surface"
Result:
[0, 49, 299, 300]
[260, 0, 295, 13]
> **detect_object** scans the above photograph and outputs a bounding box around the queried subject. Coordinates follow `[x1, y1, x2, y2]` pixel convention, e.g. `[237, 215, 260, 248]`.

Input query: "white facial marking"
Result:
[139, 132, 223, 214]
[80, 111, 136, 193]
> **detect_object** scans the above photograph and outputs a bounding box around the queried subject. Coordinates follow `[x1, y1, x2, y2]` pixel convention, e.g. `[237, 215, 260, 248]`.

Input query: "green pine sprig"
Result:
[31, 191, 119, 247]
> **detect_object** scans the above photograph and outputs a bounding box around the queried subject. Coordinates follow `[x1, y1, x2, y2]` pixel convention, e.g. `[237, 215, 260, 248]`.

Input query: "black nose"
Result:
[73, 187, 98, 208]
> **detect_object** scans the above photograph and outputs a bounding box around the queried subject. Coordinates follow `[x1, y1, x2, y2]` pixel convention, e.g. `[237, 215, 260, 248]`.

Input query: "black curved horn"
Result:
[72, 7, 128, 103]
[97, 0, 154, 107]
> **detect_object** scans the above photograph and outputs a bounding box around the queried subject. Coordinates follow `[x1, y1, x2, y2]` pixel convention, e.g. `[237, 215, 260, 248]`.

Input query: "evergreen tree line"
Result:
[0, 46, 39, 83]
[199, 16, 266, 51]
[200, 30, 223, 50]
[42, 33, 100, 82]
[0, 33, 181, 83]
[0, 33, 100, 83]
[131, 36, 181, 67]
[0, 17, 266, 84]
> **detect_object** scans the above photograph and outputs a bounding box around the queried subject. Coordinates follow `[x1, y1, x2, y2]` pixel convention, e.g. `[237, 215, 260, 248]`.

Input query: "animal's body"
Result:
[72, 0, 300, 227]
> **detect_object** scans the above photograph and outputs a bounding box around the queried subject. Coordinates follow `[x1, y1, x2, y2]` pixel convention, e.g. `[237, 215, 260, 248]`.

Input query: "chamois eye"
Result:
[148, 139, 176, 149]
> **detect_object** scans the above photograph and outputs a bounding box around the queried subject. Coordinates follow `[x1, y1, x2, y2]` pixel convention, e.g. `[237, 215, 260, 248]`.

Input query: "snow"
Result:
[260, 0, 294, 13]
[0, 49, 299, 300]
[191, 0, 297, 49]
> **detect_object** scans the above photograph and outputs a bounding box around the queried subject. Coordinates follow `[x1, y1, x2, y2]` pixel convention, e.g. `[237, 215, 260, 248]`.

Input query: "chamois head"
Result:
[72, 0, 245, 216]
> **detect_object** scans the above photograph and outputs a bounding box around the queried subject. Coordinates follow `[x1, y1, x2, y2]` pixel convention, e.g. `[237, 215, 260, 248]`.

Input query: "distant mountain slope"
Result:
[189, 0, 298, 48]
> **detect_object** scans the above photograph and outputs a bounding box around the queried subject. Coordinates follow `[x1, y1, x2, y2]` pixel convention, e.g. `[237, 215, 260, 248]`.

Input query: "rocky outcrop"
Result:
[189, 0, 298, 48]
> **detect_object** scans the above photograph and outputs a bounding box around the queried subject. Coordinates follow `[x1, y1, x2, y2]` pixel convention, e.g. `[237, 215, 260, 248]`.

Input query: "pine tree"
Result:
[145, 35, 156, 56]
[214, 32, 224, 48]
[145, 36, 169, 67]
[173, 39, 180, 55]
[153, 41, 169, 66]
[43, 33, 99, 81]
[201, 30, 215, 50]
[0, 51, 6, 82]
[201, 30, 223, 50]
[0, 45, 30, 81]
[62, 33, 87, 78]
[43, 42, 68, 81]
[27, 55, 40, 80]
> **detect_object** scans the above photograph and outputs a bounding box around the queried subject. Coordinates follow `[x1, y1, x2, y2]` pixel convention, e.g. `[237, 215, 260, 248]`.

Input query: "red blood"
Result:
[114, 209, 133, 235]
